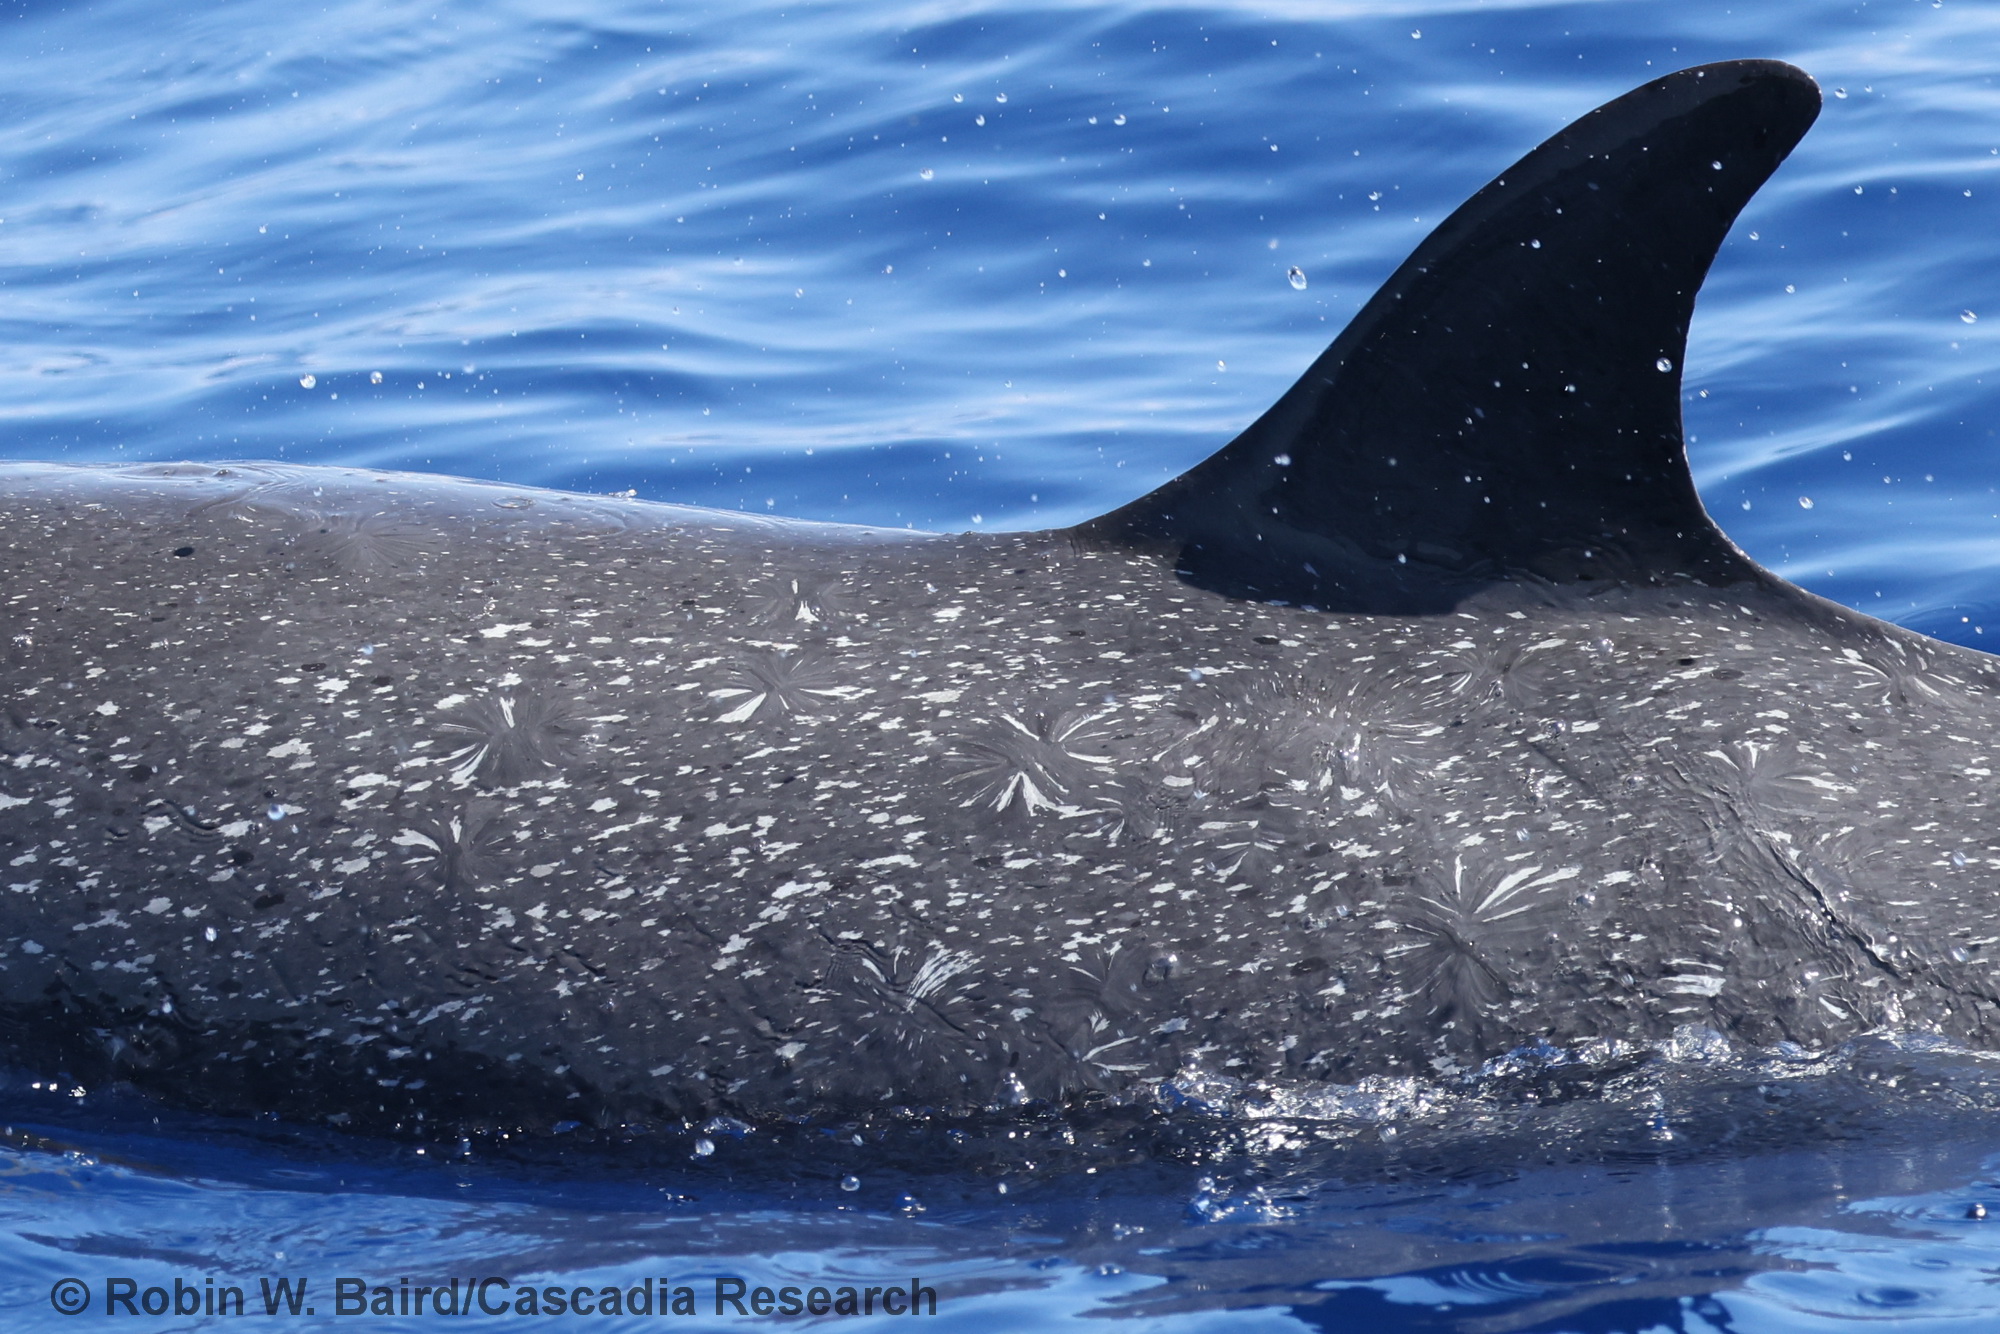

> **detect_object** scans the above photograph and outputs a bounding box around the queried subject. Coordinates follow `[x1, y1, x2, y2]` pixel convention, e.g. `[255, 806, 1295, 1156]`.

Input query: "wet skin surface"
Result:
[2, 461, 1999, 1133]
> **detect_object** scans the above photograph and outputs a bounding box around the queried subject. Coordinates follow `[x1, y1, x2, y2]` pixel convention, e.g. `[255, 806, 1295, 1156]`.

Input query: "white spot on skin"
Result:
[713, 692, 766, 724]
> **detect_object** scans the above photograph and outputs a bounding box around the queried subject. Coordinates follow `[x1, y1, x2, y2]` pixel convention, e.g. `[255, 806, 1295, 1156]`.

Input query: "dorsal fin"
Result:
[1074, 61, 1820, 612]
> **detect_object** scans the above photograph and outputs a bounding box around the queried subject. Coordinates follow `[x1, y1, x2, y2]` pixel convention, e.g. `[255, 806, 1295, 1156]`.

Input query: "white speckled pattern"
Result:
[1, 460, 1996, 1133]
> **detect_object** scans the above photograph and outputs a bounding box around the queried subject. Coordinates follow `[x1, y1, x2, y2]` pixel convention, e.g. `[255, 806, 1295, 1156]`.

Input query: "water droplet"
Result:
[952, 93, 963, 103]
[1970, 1202, 1989, 1219]
[1834, 87, 1849, 98]
[1529, 238, 1541, 249]
[840, 1175, 861, 1192]
[995, 92, 1008, 103]
[919, 168, 934, 181]
[1711, 160, 1723, 170]
[1785, 284, 1796, 293]
[1286, 266, 1307, 290]
[204, 926, 217, 942]
[1187, 668, 1204, 682]
[975, 114, 985, 126]
[298, 374, 316, 389]
[1088, 115, 1098, 125]
[1953, 851, 1970, 867]
[1410, 28, 1421, 38]
[369, 371, 383, 385]
[1216, 360, 1225, 371]
[267, 804, 286, 821]
[1397, 553, 1408, 564]
[692, 1137, 715, 1157]
[1741, 499, 1752, 510]
[1798, 496, 1814, 509]
[1749, 230, 1761, 240]
[1273, 453, 1291, 467]
[1113, 113, 1126, 125]
[1058, 269, 1066, 278]
[1655, 358, 1673, 372]
[1963, 310, 1979, 324]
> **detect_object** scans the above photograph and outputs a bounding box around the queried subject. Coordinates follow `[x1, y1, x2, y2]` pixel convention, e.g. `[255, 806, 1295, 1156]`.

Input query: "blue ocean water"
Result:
[5, 0, 2000, 1329]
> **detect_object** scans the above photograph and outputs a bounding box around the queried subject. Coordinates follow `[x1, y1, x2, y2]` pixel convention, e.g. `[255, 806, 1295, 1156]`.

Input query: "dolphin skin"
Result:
[1, 60, 1992, 1135]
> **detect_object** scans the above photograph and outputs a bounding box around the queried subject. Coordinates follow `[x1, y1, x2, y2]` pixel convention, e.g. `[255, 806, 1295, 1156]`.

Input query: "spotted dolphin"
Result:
[0, 60, 1990, 1135]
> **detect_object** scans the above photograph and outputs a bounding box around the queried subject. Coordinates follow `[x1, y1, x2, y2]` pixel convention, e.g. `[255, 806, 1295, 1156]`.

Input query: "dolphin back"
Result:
[26, 65, 2000, 1150]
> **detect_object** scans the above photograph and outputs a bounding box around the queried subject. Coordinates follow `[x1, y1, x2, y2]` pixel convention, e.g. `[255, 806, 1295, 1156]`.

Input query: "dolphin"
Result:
[0, 59, 1992, 1136]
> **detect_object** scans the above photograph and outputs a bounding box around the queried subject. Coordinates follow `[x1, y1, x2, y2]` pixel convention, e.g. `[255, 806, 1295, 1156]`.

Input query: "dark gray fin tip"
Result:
[1073, 60, 1821, 614]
